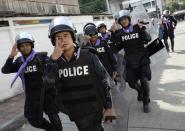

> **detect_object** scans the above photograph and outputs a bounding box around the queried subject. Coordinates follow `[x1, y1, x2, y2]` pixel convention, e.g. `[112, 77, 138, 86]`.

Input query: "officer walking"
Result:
[1, 32, 63, 131]
[96, 21, 111, 42]
[83, 23, 118, 80]
[110, 10, 152, 113]
[47, 16, 113, 131]
[162, 10, 177, 52]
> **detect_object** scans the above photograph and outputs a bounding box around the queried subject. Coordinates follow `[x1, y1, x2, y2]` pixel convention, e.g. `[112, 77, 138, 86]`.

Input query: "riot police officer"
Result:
[83, 23, 118, 80]
[96, 21, 111, 42]
[48, 16, 113, 131]
[1, 32, 63, 131]
[111, 10, 152, 113]
[162, 10, 177, 52]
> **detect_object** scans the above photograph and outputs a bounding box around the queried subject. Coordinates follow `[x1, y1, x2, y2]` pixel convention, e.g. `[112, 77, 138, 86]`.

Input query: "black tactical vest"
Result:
[56, 49, 106, 120]
[93, 41, 112, 73]
[119, 25, 149, 68]
[21, 54, 46, 100]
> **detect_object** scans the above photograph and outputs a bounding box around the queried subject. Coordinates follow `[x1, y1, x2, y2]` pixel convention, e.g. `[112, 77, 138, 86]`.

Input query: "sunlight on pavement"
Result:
[154, 100, 185, 113]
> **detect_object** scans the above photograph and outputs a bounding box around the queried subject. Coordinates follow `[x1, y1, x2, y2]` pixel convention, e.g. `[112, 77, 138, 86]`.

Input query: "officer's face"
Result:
[90, 34, 98, 42]
[165, 11, 170, 16]
[19, 43, 32, 56]
[120, 17, 130, 27]
[55, 32, 74, 51]
[98, 27, 106, 34]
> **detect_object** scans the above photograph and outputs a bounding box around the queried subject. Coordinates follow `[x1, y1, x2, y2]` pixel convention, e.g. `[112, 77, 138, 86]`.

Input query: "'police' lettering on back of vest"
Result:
[58, 65, 89, 78]
[122, 33, 139, 42]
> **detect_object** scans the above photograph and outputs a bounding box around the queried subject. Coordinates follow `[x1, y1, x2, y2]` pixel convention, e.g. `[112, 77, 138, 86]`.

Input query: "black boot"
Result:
[128, 82, 142, 102]
[48, 114, 63, 131]
[140, 78, 151, 113]
[143, 97, 151, 113]
[137, 90, 143, 102]
[28, 117, 54, 131]
[143, 103, 151, 113]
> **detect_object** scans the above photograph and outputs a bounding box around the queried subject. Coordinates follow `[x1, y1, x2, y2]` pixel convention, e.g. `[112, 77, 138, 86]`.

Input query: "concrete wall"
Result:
[109, 0, 124, 14]
[0, 15, 94, 101]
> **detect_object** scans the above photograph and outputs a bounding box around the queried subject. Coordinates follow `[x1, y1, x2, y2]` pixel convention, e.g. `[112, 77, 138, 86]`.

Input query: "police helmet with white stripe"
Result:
[49, 16, 76, 46]
[15, 32, 34, 50]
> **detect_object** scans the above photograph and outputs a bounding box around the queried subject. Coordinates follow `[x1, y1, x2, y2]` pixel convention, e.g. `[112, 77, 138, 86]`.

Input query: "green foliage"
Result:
[79, 0, 107, 14]
[166, 1, 185, 13]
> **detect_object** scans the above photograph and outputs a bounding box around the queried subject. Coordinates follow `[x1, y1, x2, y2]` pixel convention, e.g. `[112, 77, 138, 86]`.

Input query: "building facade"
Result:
[108, 0, 127, 14]
[122, 0, 165, 16]
[0, 0, 80, 16]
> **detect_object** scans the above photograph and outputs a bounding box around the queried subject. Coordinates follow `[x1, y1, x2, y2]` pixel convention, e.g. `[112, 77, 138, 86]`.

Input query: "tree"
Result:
[79, 0, 107, 14]
[166, 1, 185, 13]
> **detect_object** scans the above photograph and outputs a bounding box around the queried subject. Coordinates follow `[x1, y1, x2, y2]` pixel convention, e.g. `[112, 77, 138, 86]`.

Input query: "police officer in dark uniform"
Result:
[96, 21, 126, 85]
[48, 16, 113, 131]
[110, 10, 152, 113]
[96, 21, 111, 42]
[162, 10, 177, 52]
[96, 21, 120, 54]
[1, 32, 63, 131]
[83, 23, 118, 80]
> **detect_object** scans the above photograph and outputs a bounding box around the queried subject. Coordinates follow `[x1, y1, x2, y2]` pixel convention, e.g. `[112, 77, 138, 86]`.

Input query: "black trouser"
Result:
[26, 111, 63, 131]
[163, 31, 175, 52]
[24, 100, 63, 131]
[74, 110, 104, 131]
[128, 78, 150, 105]
[125, 63, 151, 105]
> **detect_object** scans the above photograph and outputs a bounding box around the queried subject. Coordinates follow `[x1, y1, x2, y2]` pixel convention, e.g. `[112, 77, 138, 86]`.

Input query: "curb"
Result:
[0, 113, 26, 131]
[0, 93, 23, 105]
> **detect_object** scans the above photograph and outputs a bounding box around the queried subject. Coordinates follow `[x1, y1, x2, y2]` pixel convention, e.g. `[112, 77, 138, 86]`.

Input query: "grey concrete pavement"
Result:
[18, 113, 78, 131]
[0, 94, 25, 131]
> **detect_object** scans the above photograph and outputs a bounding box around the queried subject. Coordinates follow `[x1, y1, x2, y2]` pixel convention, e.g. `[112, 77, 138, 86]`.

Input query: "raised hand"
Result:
[9, 44, 18, 58]
[83, 35, 91, 45]
[110, 22, 117, 32]
[51, 37, 64, 60]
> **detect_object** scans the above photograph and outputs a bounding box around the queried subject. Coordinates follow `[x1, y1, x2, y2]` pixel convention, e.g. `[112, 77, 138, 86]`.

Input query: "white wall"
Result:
[0, 15, 94, 101]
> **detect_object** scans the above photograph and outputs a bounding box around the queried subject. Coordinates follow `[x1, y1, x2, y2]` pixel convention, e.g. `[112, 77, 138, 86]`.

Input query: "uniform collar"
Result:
[101, 33, 109, 40]
[61, 47, 80, 62]
[122, 24, 133, 33]
[89, 39, 101, 47]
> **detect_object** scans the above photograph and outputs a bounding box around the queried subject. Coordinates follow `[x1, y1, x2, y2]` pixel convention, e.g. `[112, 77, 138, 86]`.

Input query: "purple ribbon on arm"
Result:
[11, 51, 37, 90]
[122, 25, 133, 33]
